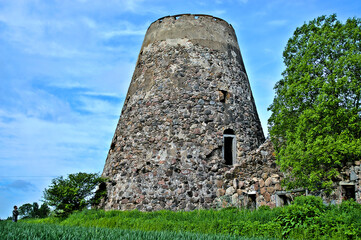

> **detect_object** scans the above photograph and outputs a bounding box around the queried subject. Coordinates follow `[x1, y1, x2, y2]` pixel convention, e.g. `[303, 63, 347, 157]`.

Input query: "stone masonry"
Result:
[100, 14, 265, 211]
[99, 14, 361, 211]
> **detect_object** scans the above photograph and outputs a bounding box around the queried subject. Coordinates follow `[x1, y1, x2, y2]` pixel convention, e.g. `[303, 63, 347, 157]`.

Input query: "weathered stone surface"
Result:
[226, 186, 235, 195]
[267, 187, 275, 194]
[350, 171, 358, 181]
[259, 179, 265, 188]
[233, 179, 238, 189]
[265, 177, 272, 187]
[100, 14, 265, 211]
[216, 188, 226, 197]
[98, 14, 361, 211]
[271, 177, 279, 184]
[261, 173, 268, 180]
[263, 192, 271, 202]
[215, 180, 223, 188]
[231, 193, 239, 204]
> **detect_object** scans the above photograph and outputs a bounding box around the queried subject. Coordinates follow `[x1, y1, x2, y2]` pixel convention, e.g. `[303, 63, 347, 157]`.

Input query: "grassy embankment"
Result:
[1, 196, 360, 239]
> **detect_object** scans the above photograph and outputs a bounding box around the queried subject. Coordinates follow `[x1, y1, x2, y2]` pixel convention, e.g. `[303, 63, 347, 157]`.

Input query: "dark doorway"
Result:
[342, 184, 355, 201]
[276, 192, 291, 207]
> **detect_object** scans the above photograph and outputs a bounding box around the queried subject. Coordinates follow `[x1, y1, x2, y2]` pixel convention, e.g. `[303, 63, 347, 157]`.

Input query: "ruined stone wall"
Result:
[100, 14, 265, 211]
[327, 161, 361, 204]
[215, 140, 361, 208]
[215, 139, 285, 208]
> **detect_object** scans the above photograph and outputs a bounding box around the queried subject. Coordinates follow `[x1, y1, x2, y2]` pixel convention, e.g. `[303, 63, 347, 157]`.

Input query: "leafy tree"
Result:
[38, 202, 51, 218]
[43, 172, 106, 217]
[32, 202, 39, 217]
[268, 14, 361, 191]
[18, 202, 50, 219]
[18, 203, 33, 218]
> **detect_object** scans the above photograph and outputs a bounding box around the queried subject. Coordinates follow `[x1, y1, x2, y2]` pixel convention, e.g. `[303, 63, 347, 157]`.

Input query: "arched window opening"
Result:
[223, 129, 236, 165]
[224, 129, 234, 135]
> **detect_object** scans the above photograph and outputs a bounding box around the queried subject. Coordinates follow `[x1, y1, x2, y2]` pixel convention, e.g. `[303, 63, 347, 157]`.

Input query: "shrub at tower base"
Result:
[268, 14, 361, 192]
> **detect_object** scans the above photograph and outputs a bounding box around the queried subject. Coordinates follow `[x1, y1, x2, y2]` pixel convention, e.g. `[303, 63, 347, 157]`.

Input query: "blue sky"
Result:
[0, 0, 360, 219]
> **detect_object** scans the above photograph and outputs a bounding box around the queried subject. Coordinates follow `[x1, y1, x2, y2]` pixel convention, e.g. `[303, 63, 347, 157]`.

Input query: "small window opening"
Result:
[194, 16, 199, 19]
[110, 142, 116, 150]
[175, 16, 180, 20]
[276, 192, 291, 207]
[342, 184, 355, 201]
[223, 129, 236, 165]
[219, 90, 229, 103]
[247, 192, 256, 209]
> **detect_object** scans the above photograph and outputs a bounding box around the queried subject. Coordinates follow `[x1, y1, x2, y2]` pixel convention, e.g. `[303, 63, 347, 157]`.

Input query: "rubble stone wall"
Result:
[100, 14, 265, 211]
[216, 140, 361, 208]
[99, 14, 360, 212]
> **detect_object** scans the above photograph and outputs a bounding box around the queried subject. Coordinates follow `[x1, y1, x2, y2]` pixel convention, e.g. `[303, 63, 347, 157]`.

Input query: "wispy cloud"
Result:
[267, 19, 288, 26]
[0, 180, 37, 192]
[0, 1, 148, 59]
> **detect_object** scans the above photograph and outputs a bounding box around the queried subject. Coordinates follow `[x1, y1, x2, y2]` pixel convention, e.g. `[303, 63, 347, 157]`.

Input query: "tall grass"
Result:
[23, 196, 361, 239]
[0, 221, 271, 240]
[27, 207, 282, 238]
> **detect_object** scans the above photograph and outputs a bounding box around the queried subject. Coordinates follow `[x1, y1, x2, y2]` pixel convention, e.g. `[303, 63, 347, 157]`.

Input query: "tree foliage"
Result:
[18, 202, 50, 219]
[43, 172, 106, 217]
[268, 14, 361, 191]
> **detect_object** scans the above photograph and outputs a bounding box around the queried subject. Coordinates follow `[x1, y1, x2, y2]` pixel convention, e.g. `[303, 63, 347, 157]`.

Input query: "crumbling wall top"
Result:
[152, 14, 229, 25]
[141, 14, 239, 52]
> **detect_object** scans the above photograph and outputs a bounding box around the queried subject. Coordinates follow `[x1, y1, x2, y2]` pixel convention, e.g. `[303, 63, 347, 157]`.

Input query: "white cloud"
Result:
[82, 91, 120, 98]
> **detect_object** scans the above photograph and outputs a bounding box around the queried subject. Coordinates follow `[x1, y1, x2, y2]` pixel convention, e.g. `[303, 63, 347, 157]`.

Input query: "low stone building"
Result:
[215, 140, 361, 208]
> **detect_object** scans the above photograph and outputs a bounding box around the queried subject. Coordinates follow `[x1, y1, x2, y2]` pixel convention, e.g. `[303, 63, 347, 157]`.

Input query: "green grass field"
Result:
[0, 221, 272, 240]
[2, 196, 361, 239]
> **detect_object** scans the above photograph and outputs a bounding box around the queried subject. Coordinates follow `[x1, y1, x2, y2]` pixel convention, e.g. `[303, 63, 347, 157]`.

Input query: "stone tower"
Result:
[101, 14, 265, 211]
